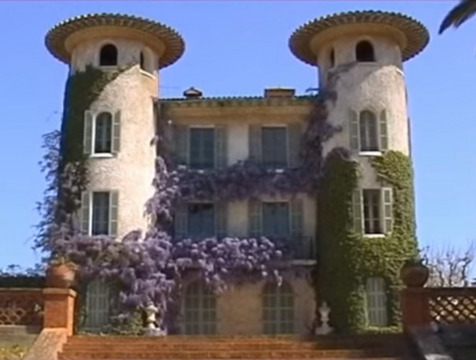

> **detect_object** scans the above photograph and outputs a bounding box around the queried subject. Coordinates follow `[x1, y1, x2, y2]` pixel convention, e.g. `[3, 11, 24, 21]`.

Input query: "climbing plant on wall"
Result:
[317, 149, 418, 333]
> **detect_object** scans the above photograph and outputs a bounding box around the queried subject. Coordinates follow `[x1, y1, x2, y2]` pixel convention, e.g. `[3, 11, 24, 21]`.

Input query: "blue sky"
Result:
[0, 1, 475, 268]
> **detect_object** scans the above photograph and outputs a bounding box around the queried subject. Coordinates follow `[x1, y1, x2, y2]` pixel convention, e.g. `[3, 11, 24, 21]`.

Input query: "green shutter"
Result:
[81, 192, 91, 234]
[287, 123, 302, 168]
[84, 110, 93, 155]
[382, 188, 393, 234]
[109, 191, 119, 237]
[379, 110, 388, 152]
[174, 125, 189, 166]
[249, 124, 262, 163]
[349, 110, 360, 152]
[174, 203, 188, 238]
[290, 198, 303, 238]
[248, 200, 262, 237]
[215, 125, 227, 169]
[352, 189, 363, 233]
[112, 110, 121, 154]
[215, 202, 228, 238]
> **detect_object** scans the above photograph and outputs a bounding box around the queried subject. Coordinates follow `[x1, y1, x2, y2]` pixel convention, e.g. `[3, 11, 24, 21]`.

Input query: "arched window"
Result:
[84, 280, 110, 330]
[359, 110, 378, 151]
[262, 281, 294, 334]
[99, 44, 118, 66]
[183, 281, 217, 335]
[356, 41, 375, 62]
[94, 112, 113, 154]
[140, 51, 145, 71]
[330, 48, 335, 67]
[365, 277, 388, 326]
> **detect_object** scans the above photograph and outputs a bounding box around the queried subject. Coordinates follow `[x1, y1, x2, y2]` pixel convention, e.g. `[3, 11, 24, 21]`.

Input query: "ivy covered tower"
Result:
[45, 14, 184, 238]
[289, 11, 429, 332]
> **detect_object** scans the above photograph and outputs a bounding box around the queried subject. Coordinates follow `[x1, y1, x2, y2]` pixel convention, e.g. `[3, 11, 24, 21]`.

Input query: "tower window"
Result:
[359, 110, 378, 151]
[356, 41, 375, 62]
[99, 44, 118, 66]
[330, 48, 335, 67]
[94, 112, 113, 154]
[363, 189, 382, 234]
[365, 277, 388, 327]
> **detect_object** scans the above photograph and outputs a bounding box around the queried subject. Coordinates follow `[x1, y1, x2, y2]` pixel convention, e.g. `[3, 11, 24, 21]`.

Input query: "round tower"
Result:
[289, 11, 429, 332]
[45, 14, 184, 238]
[289, 11, 428, 159]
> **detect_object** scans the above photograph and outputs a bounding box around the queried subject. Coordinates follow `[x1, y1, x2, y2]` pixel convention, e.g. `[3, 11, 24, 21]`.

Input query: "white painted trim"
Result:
[90, 153, 114, 159]
[363, 234, 385, 239]
[359, 151, 382, 157]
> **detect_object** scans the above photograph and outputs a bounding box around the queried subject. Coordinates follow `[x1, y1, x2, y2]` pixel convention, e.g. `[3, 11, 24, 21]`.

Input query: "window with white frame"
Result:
[81, 191, 118, 237]
[352, 188, 393, 236]
[359, 111, 378, 152]
[363, 189, 382, 234]
[84, 280, 111, 330]
[83, 110, 120, 156]
[263, 281, 294, 334]
[183, 281, 217, 335]
[94, 112, 113, 154]
[349, 109, 388, 154]
[365, 277, 388, 327]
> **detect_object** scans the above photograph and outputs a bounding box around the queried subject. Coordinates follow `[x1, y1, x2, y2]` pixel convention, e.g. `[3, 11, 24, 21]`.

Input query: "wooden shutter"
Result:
[214, 125, 227, 169]
[290, 198, 303, 238]
[249, 124, 262, 163]
[112, 110, 121, 154]
[248, 200, 262, 237]
[352, 189, 363, 233]
[174, 124, 189, 166]
[174, 203, 188, 238]
[382, 187, 393, 234]
[379, 110, 388, 152]
[83, 110, 93, 155]
[215, 202, 228, 238]
[349, 110, 360, 152]
[287, 123, 302, 168]
[81, 191, 91, 235]
[109, 191, 119, 237]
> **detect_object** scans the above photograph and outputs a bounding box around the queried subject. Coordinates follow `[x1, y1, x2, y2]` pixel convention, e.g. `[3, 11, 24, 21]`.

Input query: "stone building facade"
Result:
[45, 11, 429, 334]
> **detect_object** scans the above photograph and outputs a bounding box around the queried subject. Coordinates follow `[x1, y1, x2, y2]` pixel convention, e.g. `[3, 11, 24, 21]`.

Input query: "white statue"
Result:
[144, 302, 167, 336]
[315, 301, 334, 335]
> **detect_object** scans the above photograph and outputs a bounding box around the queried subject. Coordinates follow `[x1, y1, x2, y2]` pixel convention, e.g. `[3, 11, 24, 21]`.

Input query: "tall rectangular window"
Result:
[188, 203, 215, 238]
[92, 192, 110, 235]
[359, 110, 379, 152]
[189, 128, 215, 170]
[262, 202, 290, 237]
[262, 127, 287, 169]
[363, 189, 381, 234]
[365, 278, 388, 327]
[94, 112, 113, 154]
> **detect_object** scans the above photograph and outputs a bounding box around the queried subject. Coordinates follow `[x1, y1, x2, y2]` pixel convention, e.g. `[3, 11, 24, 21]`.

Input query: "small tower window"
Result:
[356, 41, 375, 62]
[99, 44, 118, 66]
[140, 52, 145, 71]
[359, 110, 378, 151]
[94, 112, 113, 154]
[330, 48, 335, 67]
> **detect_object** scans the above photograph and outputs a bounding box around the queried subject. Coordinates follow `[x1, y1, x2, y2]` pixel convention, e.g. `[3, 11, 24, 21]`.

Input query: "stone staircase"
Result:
[57, 333, 420, 360]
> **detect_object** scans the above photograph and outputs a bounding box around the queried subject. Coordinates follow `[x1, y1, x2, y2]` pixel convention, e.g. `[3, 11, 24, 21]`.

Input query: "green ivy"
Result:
[317, 150, 418, 333]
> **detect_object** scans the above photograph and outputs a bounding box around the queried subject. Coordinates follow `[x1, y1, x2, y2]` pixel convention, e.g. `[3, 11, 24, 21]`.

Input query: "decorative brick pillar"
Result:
[42, 288, 77, 336]
[400, 288, 431, 330]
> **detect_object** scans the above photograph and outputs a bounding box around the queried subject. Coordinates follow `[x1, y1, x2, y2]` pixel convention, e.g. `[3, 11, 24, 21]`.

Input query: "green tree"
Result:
[439, 0, 476, 34]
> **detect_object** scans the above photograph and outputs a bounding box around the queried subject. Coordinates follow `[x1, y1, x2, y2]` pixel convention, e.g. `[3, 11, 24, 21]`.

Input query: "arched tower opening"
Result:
[355, 40, 375, 62]
[99, 44, 118, 66]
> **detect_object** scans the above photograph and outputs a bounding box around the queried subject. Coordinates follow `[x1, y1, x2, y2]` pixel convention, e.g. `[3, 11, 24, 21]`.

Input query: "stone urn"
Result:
[400, 259, 429, 288]
[45, 258, 76, 288]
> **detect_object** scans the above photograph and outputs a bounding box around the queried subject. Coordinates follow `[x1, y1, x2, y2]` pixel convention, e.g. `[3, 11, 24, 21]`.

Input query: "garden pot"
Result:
[45, 264, 76, 288]
[400, 261, 429, 288]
